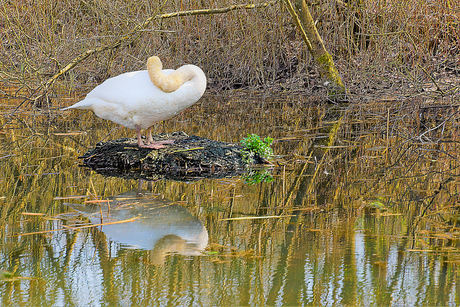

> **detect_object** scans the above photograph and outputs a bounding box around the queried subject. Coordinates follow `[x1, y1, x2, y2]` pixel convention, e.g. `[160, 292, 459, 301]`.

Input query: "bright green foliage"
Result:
[242, 169, 274, 185]
[240, 133, 274, 163]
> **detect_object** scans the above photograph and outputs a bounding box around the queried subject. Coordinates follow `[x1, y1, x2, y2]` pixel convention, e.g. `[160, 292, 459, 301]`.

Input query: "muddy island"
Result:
[79, 131, 267, 180]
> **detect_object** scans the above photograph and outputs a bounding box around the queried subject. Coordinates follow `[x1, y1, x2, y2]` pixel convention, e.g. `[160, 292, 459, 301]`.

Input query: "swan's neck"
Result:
[147, 56, 187, 93]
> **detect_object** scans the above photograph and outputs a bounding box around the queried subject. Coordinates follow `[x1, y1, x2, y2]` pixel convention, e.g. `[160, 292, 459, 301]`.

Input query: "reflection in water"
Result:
[1, 95, 460, 306]
[2, 207, 458, 306]
[68, 189, 208, 264]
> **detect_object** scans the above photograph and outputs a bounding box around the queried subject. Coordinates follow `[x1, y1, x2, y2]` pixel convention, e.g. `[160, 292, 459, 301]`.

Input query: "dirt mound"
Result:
[80, 131, 265, 180]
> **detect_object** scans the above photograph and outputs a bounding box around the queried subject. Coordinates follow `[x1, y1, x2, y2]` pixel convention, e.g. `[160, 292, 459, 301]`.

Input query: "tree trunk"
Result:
[284, 0, 347, 100]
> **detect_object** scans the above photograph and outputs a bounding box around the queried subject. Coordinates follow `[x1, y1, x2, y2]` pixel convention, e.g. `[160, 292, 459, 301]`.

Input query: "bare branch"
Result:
[40, 1, 277, 95]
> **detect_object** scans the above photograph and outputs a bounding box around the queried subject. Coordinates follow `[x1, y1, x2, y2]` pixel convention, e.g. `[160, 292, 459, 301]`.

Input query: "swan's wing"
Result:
[86, 71, 153, 105]
[86, 69, 176, 105]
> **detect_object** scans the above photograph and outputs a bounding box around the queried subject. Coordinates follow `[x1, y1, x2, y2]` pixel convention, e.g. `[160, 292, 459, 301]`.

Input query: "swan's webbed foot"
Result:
[139, 140, 174, 149]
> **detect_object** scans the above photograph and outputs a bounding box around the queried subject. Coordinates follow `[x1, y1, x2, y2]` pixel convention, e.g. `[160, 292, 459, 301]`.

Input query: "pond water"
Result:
[0, 94, 459, 306]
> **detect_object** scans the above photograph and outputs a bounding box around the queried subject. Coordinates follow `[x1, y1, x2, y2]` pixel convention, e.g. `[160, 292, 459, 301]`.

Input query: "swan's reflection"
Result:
[68, 189, 208, 263]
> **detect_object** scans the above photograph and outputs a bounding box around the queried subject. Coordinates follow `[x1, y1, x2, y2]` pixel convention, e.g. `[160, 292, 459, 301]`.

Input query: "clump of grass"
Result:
[240, 133, 274, 163]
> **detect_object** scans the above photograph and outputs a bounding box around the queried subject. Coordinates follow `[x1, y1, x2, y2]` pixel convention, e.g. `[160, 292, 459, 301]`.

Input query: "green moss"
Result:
[316, 52, 347, 100]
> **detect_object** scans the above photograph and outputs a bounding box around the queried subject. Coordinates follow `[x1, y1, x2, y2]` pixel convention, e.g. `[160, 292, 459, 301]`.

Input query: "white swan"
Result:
[61, 56, 206, 149]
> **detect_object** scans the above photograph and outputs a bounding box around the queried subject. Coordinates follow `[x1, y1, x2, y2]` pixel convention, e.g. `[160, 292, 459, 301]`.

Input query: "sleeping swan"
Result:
[61, 56, 206, 149]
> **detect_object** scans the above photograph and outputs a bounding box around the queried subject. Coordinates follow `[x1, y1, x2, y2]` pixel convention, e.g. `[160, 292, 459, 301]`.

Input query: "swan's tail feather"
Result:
[60, 99, 94, 111]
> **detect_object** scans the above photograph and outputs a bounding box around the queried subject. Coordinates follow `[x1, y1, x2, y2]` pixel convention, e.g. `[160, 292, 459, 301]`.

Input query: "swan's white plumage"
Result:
[62, 56, 206, 148]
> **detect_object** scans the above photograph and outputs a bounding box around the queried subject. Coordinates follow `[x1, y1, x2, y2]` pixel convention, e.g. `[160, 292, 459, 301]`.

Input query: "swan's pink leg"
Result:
[136, 125, 145, 147]
[135, 125, 174, 149]
[146, 127, 154, 144]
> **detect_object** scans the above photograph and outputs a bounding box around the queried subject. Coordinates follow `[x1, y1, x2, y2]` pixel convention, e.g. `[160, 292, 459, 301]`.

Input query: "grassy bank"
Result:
[0, 0, 459, 100]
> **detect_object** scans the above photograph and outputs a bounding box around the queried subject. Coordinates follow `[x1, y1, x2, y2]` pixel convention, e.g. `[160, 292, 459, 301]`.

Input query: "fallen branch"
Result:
[37, 1, 277, 101]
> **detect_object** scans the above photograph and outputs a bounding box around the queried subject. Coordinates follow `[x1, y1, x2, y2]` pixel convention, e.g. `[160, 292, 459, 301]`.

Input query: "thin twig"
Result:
[219, 215, 295, 221]
[417, 63, 445, 95]
[9, 216, 140, 237]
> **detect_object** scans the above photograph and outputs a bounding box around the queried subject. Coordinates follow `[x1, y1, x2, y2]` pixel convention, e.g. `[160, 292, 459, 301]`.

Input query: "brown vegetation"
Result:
[1, 2, 460, 300]
[0, 0, 458, 102]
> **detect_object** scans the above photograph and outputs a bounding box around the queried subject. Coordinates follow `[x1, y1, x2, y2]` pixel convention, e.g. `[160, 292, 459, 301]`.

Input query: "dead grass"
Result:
[0, 0, 459, 101]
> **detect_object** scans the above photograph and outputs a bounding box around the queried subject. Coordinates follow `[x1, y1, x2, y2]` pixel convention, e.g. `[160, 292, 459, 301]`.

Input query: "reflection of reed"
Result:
[1, 96, 460, 305]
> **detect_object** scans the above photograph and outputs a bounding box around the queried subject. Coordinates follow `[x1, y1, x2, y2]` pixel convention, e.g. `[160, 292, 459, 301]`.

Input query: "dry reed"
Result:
[0, 0, 458, 102]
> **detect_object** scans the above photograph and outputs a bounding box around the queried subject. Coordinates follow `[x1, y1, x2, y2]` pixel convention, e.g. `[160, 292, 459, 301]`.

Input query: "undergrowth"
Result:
[0, 0, 459, 100]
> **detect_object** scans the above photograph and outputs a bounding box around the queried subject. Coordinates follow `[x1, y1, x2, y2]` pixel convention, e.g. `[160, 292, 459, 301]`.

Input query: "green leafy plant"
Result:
[242, 169, 274, 185]
[240, 134, 274, 163]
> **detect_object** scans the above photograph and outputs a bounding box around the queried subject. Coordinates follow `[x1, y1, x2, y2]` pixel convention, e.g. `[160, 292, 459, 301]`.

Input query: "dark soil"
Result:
[79, 131, 267, 181]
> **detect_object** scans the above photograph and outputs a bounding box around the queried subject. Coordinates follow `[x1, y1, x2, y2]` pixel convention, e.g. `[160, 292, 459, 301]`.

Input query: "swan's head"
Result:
[147, 56, 162, 73]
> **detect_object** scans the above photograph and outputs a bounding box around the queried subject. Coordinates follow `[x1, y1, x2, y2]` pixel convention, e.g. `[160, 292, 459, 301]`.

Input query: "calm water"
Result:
[0, 94, 459, 306]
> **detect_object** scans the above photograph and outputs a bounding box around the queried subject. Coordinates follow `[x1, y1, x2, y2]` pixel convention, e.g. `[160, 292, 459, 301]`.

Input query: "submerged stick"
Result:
[219, 215, 295, 221]
[21, 212, 45, 216]
[9, 216, 140, 237]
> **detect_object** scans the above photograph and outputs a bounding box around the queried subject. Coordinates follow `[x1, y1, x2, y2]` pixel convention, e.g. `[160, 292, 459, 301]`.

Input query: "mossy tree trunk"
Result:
[284, 0, 347, 100]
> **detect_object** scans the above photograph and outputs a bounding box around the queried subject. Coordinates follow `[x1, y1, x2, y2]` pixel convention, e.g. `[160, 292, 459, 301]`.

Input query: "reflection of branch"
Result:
[412, 177, 454, 237]
[415, 111, 458, 144]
